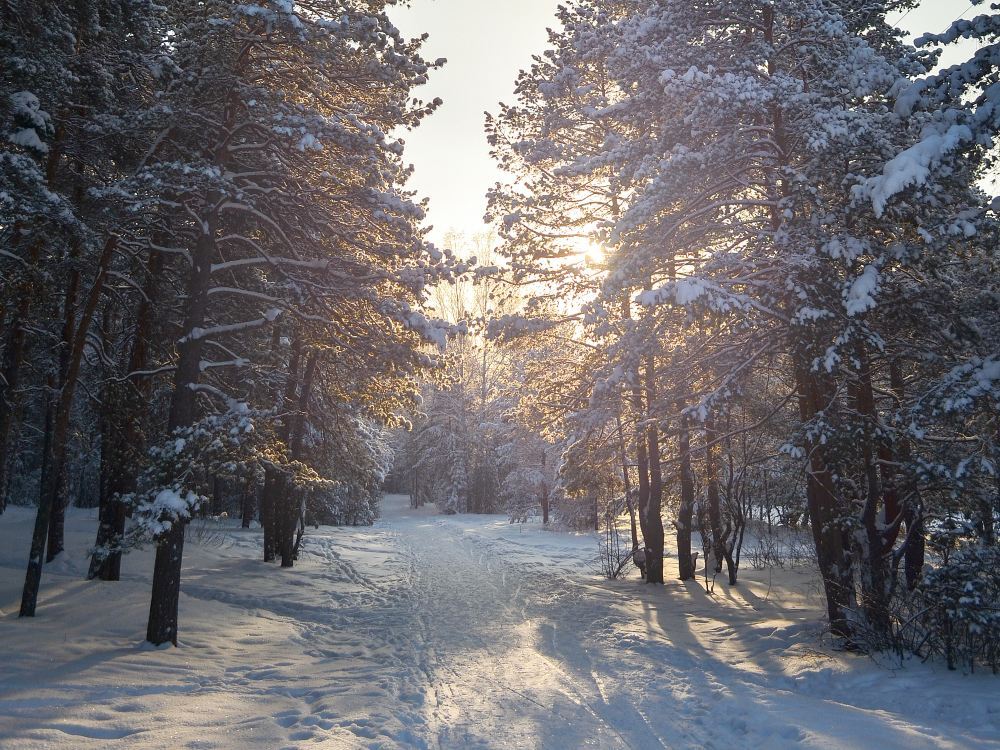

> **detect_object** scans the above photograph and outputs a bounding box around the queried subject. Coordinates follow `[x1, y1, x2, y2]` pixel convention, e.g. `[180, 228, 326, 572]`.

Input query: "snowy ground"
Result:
[1, 494, 999, 749]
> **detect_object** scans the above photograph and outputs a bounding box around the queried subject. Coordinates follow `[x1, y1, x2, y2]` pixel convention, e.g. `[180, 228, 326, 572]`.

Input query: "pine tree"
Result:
[118, 0, 452, 645]
[489, 0, 997, 641]
[2, 0, 159, 614]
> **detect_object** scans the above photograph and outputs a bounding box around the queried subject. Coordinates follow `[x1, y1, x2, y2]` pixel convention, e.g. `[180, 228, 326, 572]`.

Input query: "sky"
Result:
[389, 1, 980, 247]
[390, 0, 560, 246]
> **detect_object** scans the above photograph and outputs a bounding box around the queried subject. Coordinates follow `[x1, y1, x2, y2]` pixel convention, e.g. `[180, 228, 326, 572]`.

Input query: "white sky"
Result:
[389, 1, 979, 246]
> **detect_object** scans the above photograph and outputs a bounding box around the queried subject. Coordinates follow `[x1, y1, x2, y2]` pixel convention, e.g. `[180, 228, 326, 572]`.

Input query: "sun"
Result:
[566, 236, 606, 267]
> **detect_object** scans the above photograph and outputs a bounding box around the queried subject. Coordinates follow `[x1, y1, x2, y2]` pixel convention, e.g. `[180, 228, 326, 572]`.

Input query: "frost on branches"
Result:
[115, 404, 259, 548]
[487, 0, 1000, 656]
[1, 0, 460, 645]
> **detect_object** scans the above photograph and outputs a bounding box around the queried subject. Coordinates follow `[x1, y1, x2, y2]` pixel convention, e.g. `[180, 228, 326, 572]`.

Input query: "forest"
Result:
[1, 0, 1000, 729]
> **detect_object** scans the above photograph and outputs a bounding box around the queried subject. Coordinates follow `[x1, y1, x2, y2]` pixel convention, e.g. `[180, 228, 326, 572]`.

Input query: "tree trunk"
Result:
[853, 342, 891, 633]
[795, 363, 852, 638]
[0, 244, 40, 513]
[211, 475, 223, 516]
[263, 337, 301, 563]
[629, 377, 651, 551]
[988, 424, 1000, 546]
[888, 361, 924, 589]
[622, 293, 652, 554]
[89, 252, 163, 581]
[241, 481, 255, 529]
[705, 413, 737, 585]
[0, 319, 27, 514]
[20, 237, 116, 617]
[147, 523, 185, 643]
[615, 413, 639, 555]
[540, 450, 550, 525]
[293, 493, 308, 559]
[763, 3, 850, 636]
[46, 253, 82, 562]
[261, 468, 278, 562]
[146, 226, 214, 646]
[42, 413, 69, 562]
[676, 409, 696, 580]
[278, 476, 296, 568]
[643, 356, 665, 584]
[92, 308, 121, 580]
[279, 349, 317, 567]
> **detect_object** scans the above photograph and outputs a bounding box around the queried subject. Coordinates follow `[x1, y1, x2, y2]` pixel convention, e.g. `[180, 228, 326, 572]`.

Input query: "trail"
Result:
[376, 495, 645, 749]
[313, 495, 999, 750]
[1, 497, 998, 749]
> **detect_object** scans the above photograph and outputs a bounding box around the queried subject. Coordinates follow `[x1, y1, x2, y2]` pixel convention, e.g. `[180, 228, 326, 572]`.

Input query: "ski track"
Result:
[1, 496, 999, 749]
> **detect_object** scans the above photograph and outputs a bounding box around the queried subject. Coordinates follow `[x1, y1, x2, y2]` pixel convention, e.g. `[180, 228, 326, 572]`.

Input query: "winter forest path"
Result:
[0, 497, 998, 749]
[366, 496, 999, 750]
[373, 494, 646, 749]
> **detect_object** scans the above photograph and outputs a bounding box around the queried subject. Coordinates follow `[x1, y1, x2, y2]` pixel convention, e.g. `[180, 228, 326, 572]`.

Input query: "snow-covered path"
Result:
[373, 496, 640, 749]
[368, 496, 999, 750]
[1, 495, 999, 749]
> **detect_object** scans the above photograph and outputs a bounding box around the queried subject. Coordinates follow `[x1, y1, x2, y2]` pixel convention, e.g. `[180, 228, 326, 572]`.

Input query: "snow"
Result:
[180, 311, 282, 343]
[296, 133, 322, 151]
[6, 91, 50, 153]
[7, 128, 47, 153]
[1, 496, 999, 749]
[844, 264, 880, 316]
[132, 487, 201, 537]
[151, 487, 192, 515]
[936, 357, 1000, 413]
[401, 309, 449, 349]
[637, 278, 708, 308]
[858, 124, 973, 217]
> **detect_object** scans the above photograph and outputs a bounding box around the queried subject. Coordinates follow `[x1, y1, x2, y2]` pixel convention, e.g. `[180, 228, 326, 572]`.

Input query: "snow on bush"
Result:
[914, 524, 1000, 673]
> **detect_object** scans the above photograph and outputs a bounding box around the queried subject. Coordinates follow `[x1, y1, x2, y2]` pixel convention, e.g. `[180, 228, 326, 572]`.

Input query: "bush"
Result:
[597, 512, 633, 580]
[745, 524, 816, 570]
[859, 524, 1000, 673]
[747, 534, 783, 570]
[914, 541, 1000, 672]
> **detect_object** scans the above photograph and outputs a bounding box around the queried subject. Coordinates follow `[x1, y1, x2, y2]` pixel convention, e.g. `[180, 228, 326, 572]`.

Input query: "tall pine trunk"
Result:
[46, 252, 81, 562]
[887, 361, 924, 589]
[630, 375, 651, 569]
[616, 413, 639, 555]
[261, 468, 278, 562]
[621, 296, 651, 559]
[240, 477, 255, 529]
[0, 317, 27, 515]
[262, 337, 301, 563]
[146, 227, 214, 646]
[643, 356, 665, 584]
[278, 475, 297, 569]
[540, 450, 550, 525]
[761, 12, 851, 633]
[20, 237, 116, 616]
[795, 362, 852, 638]
[854, 342, 890, 633]
[705, 413, 737, 584]
[676, 408, 696, 580]
[89, 252, 163, 581]
[0, 244, 40, 513]
[280, 350, 318, 567]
